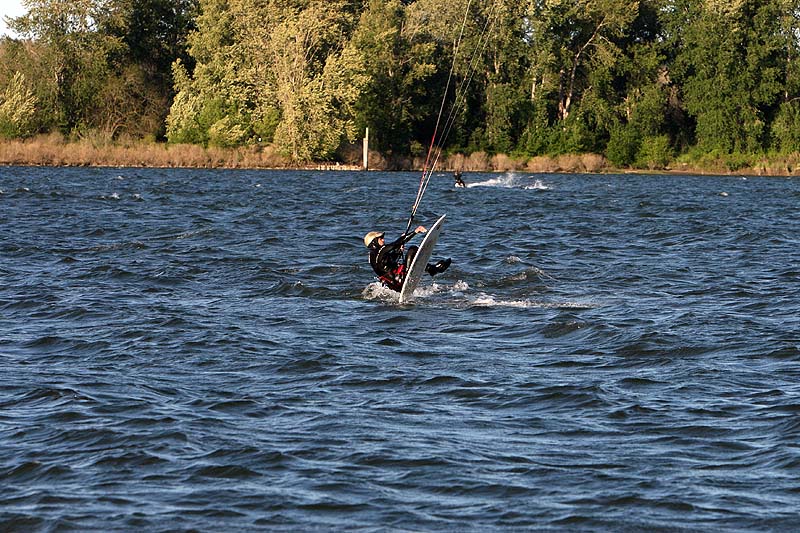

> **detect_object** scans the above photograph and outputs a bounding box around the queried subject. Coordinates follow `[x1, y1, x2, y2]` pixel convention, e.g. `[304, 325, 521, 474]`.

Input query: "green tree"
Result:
[480, 0, 531, 154]
[166, 0, 246, 146]
[265, 1, 364, 160]
[9, 0, 125, 133]
[520, 0, 639, 155]
[771, 0, 800, 152]
[0, 38, 59, 133]
[530, 0, 638, 122]
[168, 0, 365, 159]
[670, 0, 785, 154]
[605, 4, 672, 166]
[102, 0, 198, 138]
[349, 0, 439, 156]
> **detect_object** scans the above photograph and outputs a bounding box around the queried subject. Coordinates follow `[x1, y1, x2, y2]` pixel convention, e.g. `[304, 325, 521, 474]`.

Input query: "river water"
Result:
[2, 167, 800, 531]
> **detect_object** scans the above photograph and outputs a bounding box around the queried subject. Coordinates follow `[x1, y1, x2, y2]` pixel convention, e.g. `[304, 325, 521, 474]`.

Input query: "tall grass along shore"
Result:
[2, 134, 800, 176]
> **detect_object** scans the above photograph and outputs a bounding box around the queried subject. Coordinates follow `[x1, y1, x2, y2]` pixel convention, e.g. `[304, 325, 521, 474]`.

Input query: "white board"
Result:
[399, 214, 446, 304]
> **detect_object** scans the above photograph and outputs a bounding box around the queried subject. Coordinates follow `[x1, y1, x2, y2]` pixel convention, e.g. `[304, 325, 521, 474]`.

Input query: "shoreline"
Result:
[2, 136, 799, 177]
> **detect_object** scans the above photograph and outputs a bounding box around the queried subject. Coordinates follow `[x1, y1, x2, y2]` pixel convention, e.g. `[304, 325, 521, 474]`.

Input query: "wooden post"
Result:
[363, 127, 369, 171]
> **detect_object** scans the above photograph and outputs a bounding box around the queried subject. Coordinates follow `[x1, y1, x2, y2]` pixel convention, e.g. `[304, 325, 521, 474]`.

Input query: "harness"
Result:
[378, 264, 406, 292]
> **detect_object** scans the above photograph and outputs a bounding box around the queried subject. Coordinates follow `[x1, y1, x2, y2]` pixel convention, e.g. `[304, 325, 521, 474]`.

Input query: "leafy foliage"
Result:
[0, 72, 38, 138]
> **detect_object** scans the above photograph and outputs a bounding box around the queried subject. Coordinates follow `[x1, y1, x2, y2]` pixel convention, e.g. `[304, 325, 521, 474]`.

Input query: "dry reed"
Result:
[0, 135, 294, 169]
[5, 135, 797, 176]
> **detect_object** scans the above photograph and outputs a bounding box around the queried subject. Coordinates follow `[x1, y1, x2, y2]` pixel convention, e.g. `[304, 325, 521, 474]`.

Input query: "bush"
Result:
[581, 153, 608, 173]
[491, 153, 525, 171]
[208, 115, 249, 148]
[606, 125, 640, 167]
[771, 101, 800, 153]
[635, 135, 673, 170]
[722, 152, 753, 172]
[526, 156, 558, 173]
[465, 151, 489, 171]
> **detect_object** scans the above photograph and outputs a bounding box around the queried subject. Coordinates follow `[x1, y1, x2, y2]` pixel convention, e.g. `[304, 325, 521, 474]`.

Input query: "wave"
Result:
[362, 279, 597, 309]
[525, 179, 551, 190]
[465, 292, 597, 309]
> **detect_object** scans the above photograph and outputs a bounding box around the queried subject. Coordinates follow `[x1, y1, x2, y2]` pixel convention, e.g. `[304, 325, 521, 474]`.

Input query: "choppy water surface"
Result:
[2, 167, 800, 531]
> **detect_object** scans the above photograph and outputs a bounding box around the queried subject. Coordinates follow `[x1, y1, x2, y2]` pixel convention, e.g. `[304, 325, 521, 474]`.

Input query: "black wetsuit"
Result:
[368, 230, 419, 292]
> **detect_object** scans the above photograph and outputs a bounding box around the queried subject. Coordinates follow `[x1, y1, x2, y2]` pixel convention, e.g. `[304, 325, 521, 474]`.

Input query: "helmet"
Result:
[364, 231, 384, 247]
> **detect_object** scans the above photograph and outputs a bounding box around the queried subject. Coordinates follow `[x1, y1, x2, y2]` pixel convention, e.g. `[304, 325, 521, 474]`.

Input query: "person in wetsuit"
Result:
[453, 171, 466, 188]
[364, 226, 451, 291]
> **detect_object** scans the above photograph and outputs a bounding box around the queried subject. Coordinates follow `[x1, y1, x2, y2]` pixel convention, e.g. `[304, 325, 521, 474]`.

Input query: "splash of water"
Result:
[466, 173, 550, 190]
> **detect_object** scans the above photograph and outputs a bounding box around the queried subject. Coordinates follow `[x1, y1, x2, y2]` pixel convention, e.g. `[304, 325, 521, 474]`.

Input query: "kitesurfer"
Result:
[364, 227, 451, 292]
[453, 171, 466, 188]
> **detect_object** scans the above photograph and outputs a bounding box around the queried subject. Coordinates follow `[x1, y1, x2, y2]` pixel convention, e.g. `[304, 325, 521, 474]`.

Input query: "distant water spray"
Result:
[466, 173, 551, 190]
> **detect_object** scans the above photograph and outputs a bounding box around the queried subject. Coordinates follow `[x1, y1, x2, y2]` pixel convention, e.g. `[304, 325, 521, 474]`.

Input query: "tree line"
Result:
[1, 0, 800, 168]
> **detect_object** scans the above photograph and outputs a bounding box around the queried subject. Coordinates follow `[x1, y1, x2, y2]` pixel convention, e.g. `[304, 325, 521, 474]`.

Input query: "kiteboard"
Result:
[399, 214, 446, 304]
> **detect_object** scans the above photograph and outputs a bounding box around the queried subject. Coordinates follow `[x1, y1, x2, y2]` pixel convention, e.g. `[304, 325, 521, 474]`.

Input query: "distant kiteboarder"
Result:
[453, 171, 466, 188]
